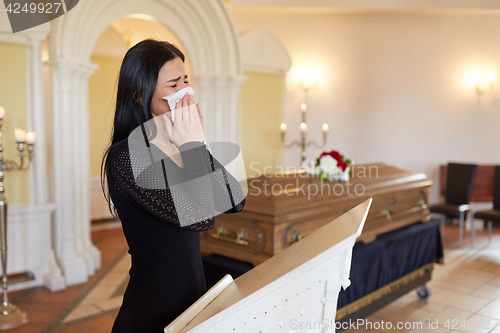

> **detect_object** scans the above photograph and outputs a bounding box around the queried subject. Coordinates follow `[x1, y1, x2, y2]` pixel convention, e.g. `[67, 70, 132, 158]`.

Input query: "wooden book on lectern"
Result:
[165, 199, 372, 333]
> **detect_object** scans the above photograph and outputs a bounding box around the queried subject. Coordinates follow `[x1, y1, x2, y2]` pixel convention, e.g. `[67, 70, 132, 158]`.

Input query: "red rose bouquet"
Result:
[301, 150, 352, 181]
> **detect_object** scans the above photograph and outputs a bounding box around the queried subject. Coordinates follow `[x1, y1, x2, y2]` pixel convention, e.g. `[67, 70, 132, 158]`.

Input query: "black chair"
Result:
[471, 166, 500, 248]
[430, 163, 477, 248]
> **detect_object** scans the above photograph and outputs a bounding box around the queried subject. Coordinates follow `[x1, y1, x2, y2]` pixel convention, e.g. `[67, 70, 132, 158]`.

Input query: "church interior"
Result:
[0, 0, 500, 332]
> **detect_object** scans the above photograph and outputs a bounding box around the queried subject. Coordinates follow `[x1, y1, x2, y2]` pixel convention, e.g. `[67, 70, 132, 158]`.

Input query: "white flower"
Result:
[300, 160, 316, 175]
[327, 168, 341, 181]
[340, 166, 350, 182]
[319, 155, 338, 174]
[326, 166, 350, 182]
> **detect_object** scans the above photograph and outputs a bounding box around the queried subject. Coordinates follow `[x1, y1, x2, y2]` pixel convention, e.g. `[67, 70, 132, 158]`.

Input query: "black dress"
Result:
[106, 137, 246, 333]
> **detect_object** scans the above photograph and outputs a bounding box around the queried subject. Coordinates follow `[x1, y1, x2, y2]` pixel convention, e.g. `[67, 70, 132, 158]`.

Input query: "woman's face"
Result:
[151, 57, 190, 117]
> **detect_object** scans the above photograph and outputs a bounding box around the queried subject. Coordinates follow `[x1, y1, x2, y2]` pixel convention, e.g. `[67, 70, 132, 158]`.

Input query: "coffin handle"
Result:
[418, 199, 428, 210]
[291, 229, 302, 244]
[381, 208, 392, 219]
[211, 225, 249, 246]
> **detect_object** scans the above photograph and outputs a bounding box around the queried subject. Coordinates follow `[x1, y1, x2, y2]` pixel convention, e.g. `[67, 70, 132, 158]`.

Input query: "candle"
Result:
[0, 106, 4, 120]
[300, 122, 308, 133]
[322, 123, 329, 132]
[26, 131, 36, 144]
[15, 128, 26, 143]
[280, 123, 287, 133]
[300, 103, 307, 112]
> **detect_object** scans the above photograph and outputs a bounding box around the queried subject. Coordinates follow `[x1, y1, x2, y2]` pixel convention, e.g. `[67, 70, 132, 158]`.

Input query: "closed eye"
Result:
[171, 81, 189, 88]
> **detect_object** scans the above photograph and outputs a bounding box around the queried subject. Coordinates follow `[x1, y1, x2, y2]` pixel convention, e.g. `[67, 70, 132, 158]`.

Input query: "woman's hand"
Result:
[164, 94, 205, 147]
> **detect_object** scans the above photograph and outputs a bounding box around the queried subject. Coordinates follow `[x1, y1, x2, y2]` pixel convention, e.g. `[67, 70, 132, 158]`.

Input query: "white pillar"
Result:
[45, 58, 100, 286]
[26, 33, 65, 291]
[193, 75, 215, 143]
[27, 34, 49, 204]
[74, 64, 101, 273]
[193, 75, 245, 145]
[193, 74, 246, 182]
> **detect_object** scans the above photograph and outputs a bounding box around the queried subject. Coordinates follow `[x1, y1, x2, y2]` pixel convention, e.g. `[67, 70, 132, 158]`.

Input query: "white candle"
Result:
[280, 123, 287, 133]
[15, 128, 26, 143]
[26, 131, 36, 144]
[300, 103, 307, 113]
[322, 123, 329, 132]
[300, 122, 308, 133]
[0, 106, 4, 120]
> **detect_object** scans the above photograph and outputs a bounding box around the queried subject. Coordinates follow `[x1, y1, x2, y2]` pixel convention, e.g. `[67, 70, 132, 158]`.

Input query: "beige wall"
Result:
[0, 41, 30, 204]
[241, 70, 283, 177]
[232, 10, 500, 203]
[89, 55, 122, 176]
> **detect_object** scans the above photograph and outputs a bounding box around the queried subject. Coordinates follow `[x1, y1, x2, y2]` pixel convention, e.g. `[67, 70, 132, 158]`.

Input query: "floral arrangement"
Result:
[301, 150, 352, 182]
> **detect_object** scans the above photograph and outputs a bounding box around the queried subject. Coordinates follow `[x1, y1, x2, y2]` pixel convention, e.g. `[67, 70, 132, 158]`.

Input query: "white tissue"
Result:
[162, 87, 195, 123]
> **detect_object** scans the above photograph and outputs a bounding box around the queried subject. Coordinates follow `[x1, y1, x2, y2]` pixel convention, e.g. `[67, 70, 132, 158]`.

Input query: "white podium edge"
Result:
[167, 198, 372, 333]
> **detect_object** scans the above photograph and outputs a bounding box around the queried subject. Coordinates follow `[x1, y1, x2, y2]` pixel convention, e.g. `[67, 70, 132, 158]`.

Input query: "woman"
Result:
[102, 39, 246, 332]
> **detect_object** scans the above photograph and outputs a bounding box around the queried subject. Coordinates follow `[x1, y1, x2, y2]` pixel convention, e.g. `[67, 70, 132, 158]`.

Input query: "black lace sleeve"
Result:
[177, 141, 246, 214]
[107, 140, 245, 232]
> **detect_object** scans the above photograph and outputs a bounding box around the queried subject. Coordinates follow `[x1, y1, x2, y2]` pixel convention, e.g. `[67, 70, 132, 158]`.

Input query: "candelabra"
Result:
[0, 106, 35, 330]
[281, 69, 329, 164]
[280, 102, 329, 164]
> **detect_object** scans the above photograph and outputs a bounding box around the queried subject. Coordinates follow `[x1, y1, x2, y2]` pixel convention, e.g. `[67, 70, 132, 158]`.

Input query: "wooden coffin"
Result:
[200, 163, 433, 265]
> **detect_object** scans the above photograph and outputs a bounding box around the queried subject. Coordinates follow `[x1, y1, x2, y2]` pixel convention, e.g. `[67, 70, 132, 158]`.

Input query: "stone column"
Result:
[193, 74, 245, 144]
[193, 74, 246, 182]
[26, 33, 65, 291]
[45, 58, 100, 286]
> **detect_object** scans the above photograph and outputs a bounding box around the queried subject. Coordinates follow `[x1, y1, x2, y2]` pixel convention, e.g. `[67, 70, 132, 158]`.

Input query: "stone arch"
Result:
[49, 0, 241, 76]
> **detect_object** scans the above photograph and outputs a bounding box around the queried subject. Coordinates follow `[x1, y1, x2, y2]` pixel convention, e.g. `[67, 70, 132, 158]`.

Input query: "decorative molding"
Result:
[231, 0, 500, 11]
[6, 203, 65, 292]
[239, 28, 292, 74]
[0, 33, 28, 44]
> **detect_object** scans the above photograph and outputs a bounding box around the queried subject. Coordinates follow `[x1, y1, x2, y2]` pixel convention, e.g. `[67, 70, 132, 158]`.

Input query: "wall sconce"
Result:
[475, 71, 495, 95]
[298, 68, 319, 91]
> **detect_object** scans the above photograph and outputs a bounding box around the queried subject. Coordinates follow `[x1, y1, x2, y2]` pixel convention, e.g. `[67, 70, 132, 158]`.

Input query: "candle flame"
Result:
[26, 131, 36, 144]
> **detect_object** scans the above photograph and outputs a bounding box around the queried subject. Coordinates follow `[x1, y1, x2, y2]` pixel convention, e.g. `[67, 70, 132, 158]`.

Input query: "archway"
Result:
[45, 0, 243, 286]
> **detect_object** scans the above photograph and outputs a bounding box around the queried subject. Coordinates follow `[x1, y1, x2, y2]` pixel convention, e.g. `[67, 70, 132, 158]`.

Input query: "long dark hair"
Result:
[101, 39, 185, 216]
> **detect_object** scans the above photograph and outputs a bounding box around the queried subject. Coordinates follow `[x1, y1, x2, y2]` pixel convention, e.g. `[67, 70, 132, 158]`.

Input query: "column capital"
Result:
[45, 58, 98, 76]
[26, 32, 49, 44]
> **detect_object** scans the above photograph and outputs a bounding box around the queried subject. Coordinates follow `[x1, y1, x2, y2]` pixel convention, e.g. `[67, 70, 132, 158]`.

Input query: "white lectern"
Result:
[166, 199, 372, 333]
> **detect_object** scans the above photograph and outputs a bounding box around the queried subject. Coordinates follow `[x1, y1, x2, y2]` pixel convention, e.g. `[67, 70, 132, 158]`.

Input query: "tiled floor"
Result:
[6, 222, 500, 333]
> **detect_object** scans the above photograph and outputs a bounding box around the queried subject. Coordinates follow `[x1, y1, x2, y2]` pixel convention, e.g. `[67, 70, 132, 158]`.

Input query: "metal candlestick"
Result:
[0, 118, 34, 330]
[281, 106, 328, 164]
